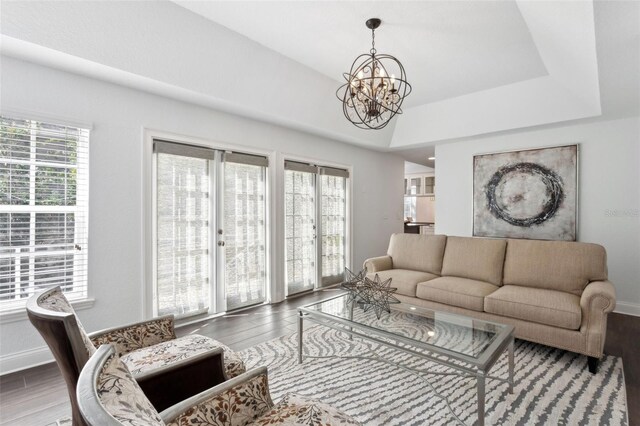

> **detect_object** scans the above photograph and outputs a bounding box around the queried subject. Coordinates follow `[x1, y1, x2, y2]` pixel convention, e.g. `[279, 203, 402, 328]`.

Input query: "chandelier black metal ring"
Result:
[337, 18, 412, 130]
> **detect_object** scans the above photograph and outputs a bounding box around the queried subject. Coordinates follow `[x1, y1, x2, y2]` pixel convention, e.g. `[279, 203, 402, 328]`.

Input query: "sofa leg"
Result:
[587, 356, 599, 374]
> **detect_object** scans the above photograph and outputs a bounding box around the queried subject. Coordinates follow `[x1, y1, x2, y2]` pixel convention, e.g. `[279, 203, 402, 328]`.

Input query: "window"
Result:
[404, 196, 416, 220]
[0, 116, 89, 310]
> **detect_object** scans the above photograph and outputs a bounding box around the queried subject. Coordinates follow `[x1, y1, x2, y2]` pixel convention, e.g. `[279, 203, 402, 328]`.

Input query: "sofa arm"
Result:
[89, 315, 177, 356]
[363, 255, 393, 273]
[581, 280, 616, 315]
[580, 280, 616, 358]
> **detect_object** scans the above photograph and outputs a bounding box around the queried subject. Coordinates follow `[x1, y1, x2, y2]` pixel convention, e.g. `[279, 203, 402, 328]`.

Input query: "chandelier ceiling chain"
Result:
[370, 25, 376, 55]
[337, 18, 412, 130]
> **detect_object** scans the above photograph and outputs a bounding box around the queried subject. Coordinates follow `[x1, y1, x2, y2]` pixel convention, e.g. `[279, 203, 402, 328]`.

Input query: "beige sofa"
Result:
[363, 233, 616, 373]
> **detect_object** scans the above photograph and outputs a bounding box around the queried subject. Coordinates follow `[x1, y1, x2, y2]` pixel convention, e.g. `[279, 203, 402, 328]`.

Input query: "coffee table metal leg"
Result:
[298, 312, 304, 364]
[348, 301, 354, 340]
[477, 372, 486, 426]
[508, 337, 514, 393]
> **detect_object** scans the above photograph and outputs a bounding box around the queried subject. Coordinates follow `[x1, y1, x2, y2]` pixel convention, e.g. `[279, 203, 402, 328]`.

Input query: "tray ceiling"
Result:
[2, 0, 636, 160]
[175, 1, 549, 107]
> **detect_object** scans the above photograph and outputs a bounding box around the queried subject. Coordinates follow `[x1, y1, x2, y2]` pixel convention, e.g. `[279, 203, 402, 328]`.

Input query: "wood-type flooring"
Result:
[1, 290, 637, 426]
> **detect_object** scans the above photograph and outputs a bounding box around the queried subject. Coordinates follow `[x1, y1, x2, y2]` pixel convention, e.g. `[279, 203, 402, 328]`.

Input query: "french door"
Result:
[222, 153, 268, 310]
[154, 140, 268, 318]
[284, 162, 317, 295]
[319, 170, 348, 286]
[285, 161, 348, 296]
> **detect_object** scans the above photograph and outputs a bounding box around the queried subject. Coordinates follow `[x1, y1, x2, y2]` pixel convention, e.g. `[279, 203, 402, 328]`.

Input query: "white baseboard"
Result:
[614, 301, 640, 317]
[0, 346, 53, 376]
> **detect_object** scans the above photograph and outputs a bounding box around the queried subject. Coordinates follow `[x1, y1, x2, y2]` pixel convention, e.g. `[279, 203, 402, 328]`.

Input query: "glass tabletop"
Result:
[300, 293, 512, 361]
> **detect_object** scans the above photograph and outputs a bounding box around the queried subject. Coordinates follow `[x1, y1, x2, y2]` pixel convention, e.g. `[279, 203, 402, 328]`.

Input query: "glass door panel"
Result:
[320, 174, 346, 286]
[156, 153, 210, 317]
[223, 162, 267, 310]
[285, 169, 316, 295]
[409, 177, 421, 195]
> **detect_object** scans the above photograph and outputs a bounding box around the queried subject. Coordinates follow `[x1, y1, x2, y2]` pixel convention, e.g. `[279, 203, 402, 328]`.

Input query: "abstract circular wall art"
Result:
[473, 145, 577, 241]
[486, 162, 565, 227]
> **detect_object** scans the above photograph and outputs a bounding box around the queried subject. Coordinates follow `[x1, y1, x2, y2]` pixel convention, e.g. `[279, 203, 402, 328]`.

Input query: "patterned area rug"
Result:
[239, 326, 628, 426]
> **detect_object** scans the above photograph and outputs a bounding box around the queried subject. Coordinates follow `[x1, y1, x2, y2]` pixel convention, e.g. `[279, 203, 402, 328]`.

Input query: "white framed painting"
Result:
[473, 145, 578, 241]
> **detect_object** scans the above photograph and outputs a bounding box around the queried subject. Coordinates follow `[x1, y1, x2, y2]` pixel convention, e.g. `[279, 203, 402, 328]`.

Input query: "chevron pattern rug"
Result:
[239, 326, 628, 426]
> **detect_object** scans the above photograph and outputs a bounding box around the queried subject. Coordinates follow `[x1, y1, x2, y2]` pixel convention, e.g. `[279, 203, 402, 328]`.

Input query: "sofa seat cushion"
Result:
[485, 286, 581, 330]
[256, 393, 361, 425]
[121, 334, 246, 378]
[367, 269, 438, 297]
[416, 277, 499, 312]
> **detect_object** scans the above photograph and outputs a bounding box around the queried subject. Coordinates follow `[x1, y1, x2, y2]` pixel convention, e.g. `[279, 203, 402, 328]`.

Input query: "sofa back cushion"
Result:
[387, 233, 447, 275]
[503, 239, 607, 295]
[441, 236, 507, 286]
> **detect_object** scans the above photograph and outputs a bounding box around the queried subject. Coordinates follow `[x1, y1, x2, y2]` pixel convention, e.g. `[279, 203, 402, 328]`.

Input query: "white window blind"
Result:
[153, 142, 269, 316]
[0, 116, 89, 310]
[284, 164, 316, 296]
[223, 154, 267, 310]
[283, 161, 348, 291]
[155, 142, 212, 317]
[320, 172, 347, 286]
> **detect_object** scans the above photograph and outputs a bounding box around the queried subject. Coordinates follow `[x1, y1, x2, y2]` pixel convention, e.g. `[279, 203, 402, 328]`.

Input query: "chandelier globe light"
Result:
[337, 18, 412, 130]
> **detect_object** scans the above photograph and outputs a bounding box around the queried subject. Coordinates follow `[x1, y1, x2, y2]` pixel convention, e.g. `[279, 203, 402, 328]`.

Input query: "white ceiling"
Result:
[175, 1, 549, 107]
[171, 0, 638, 157]
[1, 0, 637, 167]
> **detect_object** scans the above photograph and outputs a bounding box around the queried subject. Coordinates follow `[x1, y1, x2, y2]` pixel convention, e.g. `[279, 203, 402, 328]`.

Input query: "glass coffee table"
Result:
[297, 294, 515, 426]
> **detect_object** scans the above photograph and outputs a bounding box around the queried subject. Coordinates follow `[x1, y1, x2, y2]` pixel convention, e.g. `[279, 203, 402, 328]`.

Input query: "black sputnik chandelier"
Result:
[337, 18, 412, 130]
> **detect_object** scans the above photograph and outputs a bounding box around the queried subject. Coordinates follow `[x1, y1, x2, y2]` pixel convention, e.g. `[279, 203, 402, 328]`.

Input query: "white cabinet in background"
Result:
[404, 174, 435, 195]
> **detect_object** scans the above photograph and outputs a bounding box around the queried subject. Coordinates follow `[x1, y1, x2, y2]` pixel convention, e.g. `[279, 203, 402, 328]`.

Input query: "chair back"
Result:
[26, 286, 96, 426]
[77, 344, 165, 426]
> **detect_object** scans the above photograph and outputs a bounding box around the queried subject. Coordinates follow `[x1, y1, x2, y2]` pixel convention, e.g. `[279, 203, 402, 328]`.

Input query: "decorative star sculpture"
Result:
[340, 267, 400, 319]
[341, 267, 368, 304]
[365, 274, 401, 318]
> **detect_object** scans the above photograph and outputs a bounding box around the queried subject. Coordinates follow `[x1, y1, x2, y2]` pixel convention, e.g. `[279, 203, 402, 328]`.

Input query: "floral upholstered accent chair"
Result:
[78, 344, 362, 426]
[27, 286, 246, 425]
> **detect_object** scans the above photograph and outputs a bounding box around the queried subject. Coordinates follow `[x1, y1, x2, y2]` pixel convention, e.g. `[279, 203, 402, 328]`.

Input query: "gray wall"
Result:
[435, 116, 640, 315]
[0, 57, 405, 373]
